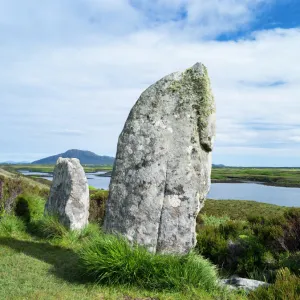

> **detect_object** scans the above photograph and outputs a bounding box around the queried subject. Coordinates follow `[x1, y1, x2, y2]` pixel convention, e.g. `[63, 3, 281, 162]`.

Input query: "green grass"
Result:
[0, 215, 243, 300]
[1, 193, 298, 298]
[248, 268, 300, 300]
[0, 214, 27, 237]
[2, 164, 113, 173]
[78, 234, 218, 292]
[15, 194, 46, 222]
[1, 237, 203, 300]
[212, 167, 300, 187]
[1, 165, 299, 299]
[29, 217, 103, 249]
[202, 199, 290, 220]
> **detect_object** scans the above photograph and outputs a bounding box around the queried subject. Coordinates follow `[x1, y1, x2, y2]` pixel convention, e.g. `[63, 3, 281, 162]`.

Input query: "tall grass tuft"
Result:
[31, 215, 68, 239]
[15, 194, 45, 222]
[78, 234, 219, 292]
[249, 268, 300, 300]
[59, 223, 102, 248]
[28, 215, 102, 249]
[0, 214, 26, 236]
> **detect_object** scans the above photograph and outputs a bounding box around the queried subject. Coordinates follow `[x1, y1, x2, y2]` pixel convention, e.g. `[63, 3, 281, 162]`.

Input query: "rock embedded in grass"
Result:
[104, 63, 216, 254]
[220, 277, 270, 292]
[45, 158, 89, 230]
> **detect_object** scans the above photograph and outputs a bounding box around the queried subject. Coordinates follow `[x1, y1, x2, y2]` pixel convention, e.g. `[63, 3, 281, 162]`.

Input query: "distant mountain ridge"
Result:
[32, 149, 115, 165]
[0, 161, 30, 164]
[212, 164, 226, 168]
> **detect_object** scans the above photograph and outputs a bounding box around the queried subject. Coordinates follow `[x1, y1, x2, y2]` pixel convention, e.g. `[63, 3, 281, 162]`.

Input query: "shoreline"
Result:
[211, 179, 300, 188]
[18, 170, 300, 189]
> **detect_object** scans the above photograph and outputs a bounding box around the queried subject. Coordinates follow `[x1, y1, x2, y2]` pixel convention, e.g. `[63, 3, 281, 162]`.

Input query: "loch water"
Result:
[20, 171, 300, 207]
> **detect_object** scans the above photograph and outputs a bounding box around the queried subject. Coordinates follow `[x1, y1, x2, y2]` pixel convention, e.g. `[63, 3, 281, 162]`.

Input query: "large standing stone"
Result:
[45, 158, 89, 230]
[104, 63, 216, 254]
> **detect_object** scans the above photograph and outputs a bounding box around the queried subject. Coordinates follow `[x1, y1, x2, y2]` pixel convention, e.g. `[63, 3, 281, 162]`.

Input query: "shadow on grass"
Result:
[0, 237, 85, 284]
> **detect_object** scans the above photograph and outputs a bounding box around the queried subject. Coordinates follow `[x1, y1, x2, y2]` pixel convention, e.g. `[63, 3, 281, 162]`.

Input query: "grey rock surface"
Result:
[45, 158, 89, 230]
[220, 277, 269, 292]
[104, 62, 216, 254]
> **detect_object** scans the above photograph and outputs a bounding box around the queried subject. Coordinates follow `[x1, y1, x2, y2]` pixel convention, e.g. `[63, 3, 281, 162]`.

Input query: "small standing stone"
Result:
[104, 63, 216, 254]
[45, 158, 89, 230]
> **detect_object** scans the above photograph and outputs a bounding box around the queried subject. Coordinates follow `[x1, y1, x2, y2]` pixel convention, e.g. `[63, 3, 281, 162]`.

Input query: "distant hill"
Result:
[32, 149, 115, 165]
[0, 161, 31, 164]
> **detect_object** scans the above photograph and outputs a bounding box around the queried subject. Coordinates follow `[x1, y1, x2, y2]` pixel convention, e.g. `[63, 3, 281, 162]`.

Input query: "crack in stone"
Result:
[156, 162, 169, 252]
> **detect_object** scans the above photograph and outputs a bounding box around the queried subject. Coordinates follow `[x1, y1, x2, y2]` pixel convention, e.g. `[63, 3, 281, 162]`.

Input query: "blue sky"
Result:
[1, 0, 300, 166]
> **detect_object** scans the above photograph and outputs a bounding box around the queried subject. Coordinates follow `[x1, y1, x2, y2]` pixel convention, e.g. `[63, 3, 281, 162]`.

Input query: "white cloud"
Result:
[0, 0, 299, 165]
[289, 136, 300, 143]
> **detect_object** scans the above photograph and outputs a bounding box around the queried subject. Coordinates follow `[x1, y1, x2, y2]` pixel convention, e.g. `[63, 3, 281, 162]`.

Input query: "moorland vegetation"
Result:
[0, 168, 299, 299]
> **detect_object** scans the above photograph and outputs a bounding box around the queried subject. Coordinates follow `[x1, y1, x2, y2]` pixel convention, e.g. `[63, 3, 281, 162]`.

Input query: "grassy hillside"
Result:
[0, 167, 50, 209]
[0, 208, 242, 300]
[1, 193, 299, 299]
[1, 168, 300, 299]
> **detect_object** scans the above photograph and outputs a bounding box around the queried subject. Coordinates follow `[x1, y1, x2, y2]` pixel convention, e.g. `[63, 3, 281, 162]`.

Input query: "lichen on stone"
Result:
[168, 80, 182, 94]
[167, 64, 215, 130]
